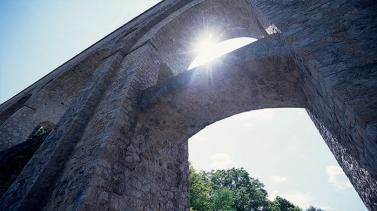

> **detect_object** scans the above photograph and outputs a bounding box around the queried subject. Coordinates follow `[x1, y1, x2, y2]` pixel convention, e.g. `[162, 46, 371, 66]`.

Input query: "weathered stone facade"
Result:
[0, 0, 376, 210]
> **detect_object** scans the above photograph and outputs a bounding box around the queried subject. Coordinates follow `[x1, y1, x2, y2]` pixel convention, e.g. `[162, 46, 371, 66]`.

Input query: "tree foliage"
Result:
[189, 164, 212, 211]
[270, 196, 301, 211]
[189, 164, 323, 211]
[212, 188, 235, 211]
[306, 206, 324, 211]
[207, 168, 270, 210]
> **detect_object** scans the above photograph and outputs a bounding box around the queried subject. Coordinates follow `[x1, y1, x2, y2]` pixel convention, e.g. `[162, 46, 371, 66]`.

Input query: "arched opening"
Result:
[0, 0, 375, 210]
[188, 37, 258, 69]
[135, 34, 309, 210]
[188, 108, 366, 210]
[0, 94, 32, 125]
[137, 28, 375, 208]
[0, 121, 55, 197]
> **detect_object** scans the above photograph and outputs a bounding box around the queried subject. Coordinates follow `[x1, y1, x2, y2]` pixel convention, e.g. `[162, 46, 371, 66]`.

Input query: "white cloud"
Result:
[210, 153, 234, 170]
[326, 165, 353, 189]
[269, 191, 314, 209]
[271, 175, 287, 183]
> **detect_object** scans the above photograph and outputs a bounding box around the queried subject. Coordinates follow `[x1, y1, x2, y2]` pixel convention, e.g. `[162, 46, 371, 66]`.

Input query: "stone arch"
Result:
[0, 121, 55, 198]
[129, 0, 377, 208]
[0, 0, 376, 210]
[133, 36, 377, 208]
[0, 49, 109, 151]
[139, 35, 305, 140]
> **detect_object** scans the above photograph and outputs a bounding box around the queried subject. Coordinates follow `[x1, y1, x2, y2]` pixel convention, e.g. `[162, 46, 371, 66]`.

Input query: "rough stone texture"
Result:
[251, 0, 377, 208]
[0, 122, 54, 198]
[0, 0, 376, 210]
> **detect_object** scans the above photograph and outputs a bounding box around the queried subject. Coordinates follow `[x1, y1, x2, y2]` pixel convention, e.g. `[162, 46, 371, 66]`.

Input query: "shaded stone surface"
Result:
[0, 125, 52, 198]
[0, 0, 376, 210]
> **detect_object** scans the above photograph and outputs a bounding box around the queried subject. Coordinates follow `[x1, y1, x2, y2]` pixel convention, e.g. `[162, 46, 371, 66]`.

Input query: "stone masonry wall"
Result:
[0, 0, 376, 210]
[252, 0, 377, 208]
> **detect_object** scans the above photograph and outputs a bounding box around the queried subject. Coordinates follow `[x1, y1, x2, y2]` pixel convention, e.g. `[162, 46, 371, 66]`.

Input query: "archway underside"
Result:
[0, 0, 376, 210]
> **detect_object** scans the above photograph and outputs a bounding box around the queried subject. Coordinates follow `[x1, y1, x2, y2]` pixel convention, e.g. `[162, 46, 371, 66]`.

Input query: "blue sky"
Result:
[189, 108, 365, 210]
[0, 1, 366, 210]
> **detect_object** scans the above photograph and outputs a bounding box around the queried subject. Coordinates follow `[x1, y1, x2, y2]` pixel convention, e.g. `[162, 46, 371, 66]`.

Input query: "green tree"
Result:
[207, 168, 270, 211]
[212, 188, 235, 211]
[270, 196, 302, 211]
[189, 164, 212, 211]
[189, 164, 308, 211]
[306, 206, 324, 211]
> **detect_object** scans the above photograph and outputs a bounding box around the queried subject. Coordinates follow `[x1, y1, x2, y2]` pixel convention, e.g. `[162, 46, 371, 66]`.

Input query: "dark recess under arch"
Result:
[0, 121, 55, 197]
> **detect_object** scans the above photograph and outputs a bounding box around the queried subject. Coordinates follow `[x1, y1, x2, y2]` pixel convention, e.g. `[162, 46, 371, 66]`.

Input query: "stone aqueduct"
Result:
[0, 0, 376, 210]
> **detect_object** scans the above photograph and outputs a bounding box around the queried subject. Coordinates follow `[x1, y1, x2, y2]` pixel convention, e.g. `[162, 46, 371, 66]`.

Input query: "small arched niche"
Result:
[0, 121, 55, 197]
